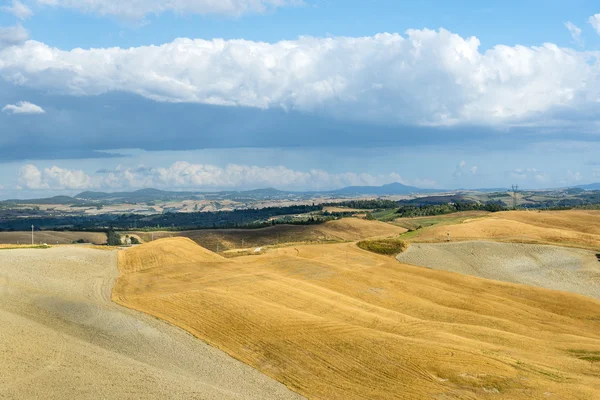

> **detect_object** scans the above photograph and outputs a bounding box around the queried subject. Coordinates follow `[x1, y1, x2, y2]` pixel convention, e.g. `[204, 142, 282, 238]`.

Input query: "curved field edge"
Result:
[128, 218, 407, 252]
[399, 210, 600, 252]
[113, 237, 600, 400]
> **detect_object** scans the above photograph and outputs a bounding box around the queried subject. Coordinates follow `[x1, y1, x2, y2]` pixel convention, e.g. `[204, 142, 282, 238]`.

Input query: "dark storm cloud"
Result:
[1, 82, 597, 163]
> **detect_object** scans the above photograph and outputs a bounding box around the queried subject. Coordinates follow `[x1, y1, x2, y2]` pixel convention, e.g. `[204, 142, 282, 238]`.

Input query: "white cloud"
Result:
[2, 101, 45, 114]
[1, 29, 599, 127]
[509, 168, 549, 183]
[589, 14, 600, 35]
[565, 21, 583, 46]
[18, 165, 92, 190]
[36, 0, 301, 19]
[0, 24, 27, 48]
[18, 162, 413, 191]
[18, 165, 46, 189]
[104, 162, 410, 190]
[566, 169, 583, 182]
[534, 172, 550, 183]
[509, 168, 526, 180]
[453, 160, 478, 178]
[1, 1, 33, 20]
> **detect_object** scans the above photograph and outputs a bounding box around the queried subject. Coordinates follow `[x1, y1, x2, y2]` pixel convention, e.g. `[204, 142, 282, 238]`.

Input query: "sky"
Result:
[1, 0, 600, 198]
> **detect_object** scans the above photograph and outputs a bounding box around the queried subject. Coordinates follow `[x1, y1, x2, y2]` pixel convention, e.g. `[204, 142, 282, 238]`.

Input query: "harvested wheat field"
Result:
[411, 210, 600, 250]
[130, 218, 406, 252]
[115, 237, 600, 400]
[0, 231, 107, 245]
[0, 246, 303, 400]
[398, 241, 600, 300]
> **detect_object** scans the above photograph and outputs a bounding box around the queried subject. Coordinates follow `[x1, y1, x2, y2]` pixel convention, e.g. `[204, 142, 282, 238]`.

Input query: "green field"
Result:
[392, 211, 490, 239]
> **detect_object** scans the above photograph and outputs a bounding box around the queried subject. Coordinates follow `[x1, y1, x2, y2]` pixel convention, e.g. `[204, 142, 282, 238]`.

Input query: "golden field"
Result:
[114, 233, 600, 399]
[408, 210, 600, 250]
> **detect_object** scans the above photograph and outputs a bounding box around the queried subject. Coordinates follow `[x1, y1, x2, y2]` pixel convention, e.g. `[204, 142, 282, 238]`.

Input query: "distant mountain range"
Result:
[3, 181, 599, 205]
[1, 183, 438, 204]
[75, 183, 436, 202]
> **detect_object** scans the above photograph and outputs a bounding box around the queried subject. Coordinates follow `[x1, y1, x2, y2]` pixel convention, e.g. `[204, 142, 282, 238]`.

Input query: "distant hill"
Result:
[76, 183, 438, 203]
[398, 194, 475, 206]
[76, 189, 202, 203]
[329, 182, 437, 196]
[574, 182, 600, 190]
[1, 195, 84, 205]
[4, 183, 438, 206]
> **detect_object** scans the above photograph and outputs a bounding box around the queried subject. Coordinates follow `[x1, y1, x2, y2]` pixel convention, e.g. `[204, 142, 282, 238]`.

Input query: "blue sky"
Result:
[1, 0, 600, 198]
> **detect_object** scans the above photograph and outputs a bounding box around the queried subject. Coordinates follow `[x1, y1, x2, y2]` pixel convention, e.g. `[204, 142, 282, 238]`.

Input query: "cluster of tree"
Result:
[271, 215, 338, 226]
[106, 230, 122, 246]
[324, 199, 399, 209]
[395, 201, 507, 218]
[0, 204, 324, 232]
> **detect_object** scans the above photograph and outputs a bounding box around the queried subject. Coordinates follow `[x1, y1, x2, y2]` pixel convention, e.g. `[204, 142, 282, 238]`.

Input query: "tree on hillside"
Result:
[107, 229, 122, 246]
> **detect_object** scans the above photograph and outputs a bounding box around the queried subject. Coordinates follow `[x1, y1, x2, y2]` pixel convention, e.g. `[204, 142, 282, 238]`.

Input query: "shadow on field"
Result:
[596, 254, 600, 263]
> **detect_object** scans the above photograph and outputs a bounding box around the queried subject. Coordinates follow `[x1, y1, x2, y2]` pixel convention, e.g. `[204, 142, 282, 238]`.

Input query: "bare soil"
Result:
[397, 241, 600, 300]
[0, 246, 303, 400]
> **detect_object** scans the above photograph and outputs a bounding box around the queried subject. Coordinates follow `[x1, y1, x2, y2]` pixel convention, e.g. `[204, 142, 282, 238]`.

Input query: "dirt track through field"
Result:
[0, 247, 303, 400]
[397, 241, 600, 300]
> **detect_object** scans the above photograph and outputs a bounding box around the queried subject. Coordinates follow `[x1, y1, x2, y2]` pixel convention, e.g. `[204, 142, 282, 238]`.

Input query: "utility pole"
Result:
[31, 225, 34, 245]
[511, 184, 519, 209]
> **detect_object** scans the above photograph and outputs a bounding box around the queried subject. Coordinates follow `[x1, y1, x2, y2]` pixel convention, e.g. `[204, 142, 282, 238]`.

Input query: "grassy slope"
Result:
[392, 211, 491, 231]
[356, 238, 407, 255]
[129, 218, 406, 252]
[410, 210, 600, 251]
[115, 237, 600, 400]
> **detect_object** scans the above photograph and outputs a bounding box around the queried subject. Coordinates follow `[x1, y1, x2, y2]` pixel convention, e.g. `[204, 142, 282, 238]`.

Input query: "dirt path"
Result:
[397, 241, 600, 300]
[0, 247, 304, 400]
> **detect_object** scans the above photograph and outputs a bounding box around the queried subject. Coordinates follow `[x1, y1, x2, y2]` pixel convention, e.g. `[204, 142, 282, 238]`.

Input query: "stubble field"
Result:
[114, 236, 600, 400]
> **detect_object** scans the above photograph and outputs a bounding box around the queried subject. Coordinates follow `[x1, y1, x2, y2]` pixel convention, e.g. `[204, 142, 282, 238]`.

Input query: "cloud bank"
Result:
[36, 0, 301, 19]
[1, 0, 33, 20]
[19, 164, 92, 189]
[2, 100, 45, 114]
[589, 14, 600, 35]
[18, 162, 411, 191]
[0, 24, 27, 48]
[1, 29, 598, 128]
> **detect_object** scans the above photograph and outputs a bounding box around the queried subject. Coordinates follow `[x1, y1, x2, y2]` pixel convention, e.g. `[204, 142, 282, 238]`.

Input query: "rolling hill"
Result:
[411, 210, 600, 250]
[328, 182, 435, 195]
[130, 218, 406, 252]
[114, 236, 600, 400]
